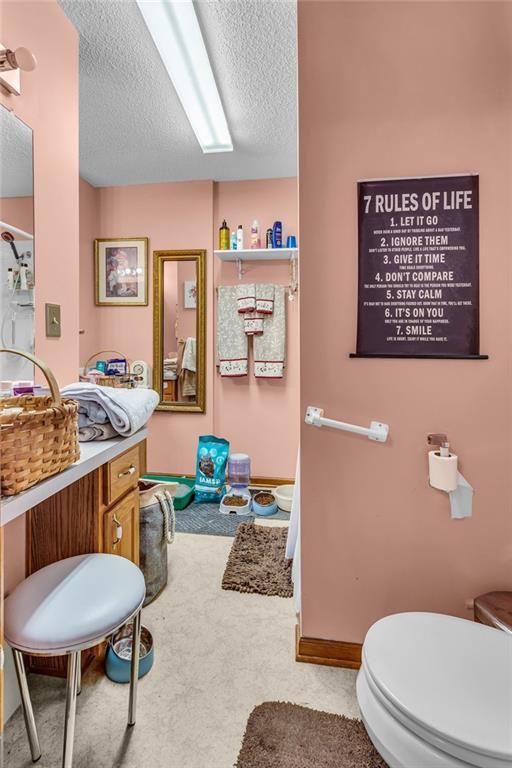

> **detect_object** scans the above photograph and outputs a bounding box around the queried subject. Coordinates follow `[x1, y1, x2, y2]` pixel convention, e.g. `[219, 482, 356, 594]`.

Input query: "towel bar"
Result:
[305, 406, 389, 443]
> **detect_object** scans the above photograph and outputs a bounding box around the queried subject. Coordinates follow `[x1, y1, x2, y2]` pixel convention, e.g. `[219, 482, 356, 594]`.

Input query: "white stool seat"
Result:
[5, 553, 145, 654]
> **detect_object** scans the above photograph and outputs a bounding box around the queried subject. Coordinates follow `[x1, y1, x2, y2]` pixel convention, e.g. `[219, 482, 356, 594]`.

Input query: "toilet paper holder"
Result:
[427, 433, 449, 450]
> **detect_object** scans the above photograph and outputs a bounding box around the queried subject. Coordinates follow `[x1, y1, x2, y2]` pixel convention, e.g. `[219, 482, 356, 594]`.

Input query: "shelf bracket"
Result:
[236, 257, 244, 280]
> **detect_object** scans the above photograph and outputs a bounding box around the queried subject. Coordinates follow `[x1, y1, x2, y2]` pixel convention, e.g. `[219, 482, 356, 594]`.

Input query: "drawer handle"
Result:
[118, 464, 136, 479]
[113, 513, 123, 545]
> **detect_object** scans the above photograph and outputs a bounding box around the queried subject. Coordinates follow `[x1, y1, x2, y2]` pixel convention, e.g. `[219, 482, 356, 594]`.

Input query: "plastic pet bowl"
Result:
[105, 623, 154, 684]
[252, 491, 278, 516]
[274, 484, 295, 512]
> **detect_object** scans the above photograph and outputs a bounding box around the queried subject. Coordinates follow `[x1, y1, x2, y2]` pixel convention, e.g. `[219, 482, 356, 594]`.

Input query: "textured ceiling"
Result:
[0, 106, 33, 198]
[58, 0, 297, 187]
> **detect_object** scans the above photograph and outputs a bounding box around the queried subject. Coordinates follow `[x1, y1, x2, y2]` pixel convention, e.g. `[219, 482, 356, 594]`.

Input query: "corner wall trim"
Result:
[295, 625, 362, 670]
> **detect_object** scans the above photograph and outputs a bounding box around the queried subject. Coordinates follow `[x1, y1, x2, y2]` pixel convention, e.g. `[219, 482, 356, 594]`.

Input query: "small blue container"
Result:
[252, 491, 278, 516]
[105, 623, 154, 684]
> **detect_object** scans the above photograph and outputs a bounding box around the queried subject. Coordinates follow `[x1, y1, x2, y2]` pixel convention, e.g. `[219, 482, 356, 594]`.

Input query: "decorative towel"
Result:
[253, 285, 285, 378]
[180, 368, 196, 397]
[256, 283, 274, 315]
[236, 283, 256, 314]
[244, 313, 264, 336]
[217, 285, 248, 376]
[78, 422, 119, 442]
[182, 337, 196, 373]
[61, 382, 159, 436]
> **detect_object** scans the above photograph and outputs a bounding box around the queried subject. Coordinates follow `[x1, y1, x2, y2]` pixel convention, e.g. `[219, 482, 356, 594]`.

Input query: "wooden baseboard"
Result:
[295, 625, 362, 670]
[146, 471, 293, 488]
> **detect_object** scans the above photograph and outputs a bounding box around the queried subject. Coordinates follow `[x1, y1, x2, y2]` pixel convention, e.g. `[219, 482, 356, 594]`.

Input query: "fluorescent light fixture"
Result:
[136, 0, 233, 154]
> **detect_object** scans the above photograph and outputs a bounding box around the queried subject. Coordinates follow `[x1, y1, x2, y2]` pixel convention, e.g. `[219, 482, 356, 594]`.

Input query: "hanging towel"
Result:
[217, 285, 248, 376]
[244, 312, 264, 336]
[182, 337, 196, 373]
[236, 283, 256, 313]
[256, 283, 274, 315]
[253, 285, 285, 378]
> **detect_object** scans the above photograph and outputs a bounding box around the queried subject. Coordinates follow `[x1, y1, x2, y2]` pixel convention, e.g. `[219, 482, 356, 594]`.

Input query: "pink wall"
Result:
[298, 1, 512, 643]
[79, 180, 215, 474]
[0, 197, 34, 236]
[1, 0, 79, 594]
[213, 179, 299, 477]
[80, 177, 299, 478]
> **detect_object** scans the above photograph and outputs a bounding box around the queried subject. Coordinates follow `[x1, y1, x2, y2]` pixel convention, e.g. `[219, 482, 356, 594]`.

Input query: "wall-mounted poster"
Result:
[95, 237, 148, 306]
[184, 279, 197, 309]
[352, 175, 487, 359]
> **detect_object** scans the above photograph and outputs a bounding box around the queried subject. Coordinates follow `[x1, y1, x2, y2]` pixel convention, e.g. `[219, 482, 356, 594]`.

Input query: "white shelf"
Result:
[215, 247, 298, 262]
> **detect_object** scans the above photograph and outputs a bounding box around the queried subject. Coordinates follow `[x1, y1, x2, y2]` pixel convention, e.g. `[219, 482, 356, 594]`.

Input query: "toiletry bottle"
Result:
[219, 219, 230, 250]
[7, 268, 13, 290]
[20, 264, 28, 290]
[231, 231, 237, 250]
[272, 221, 282, 248]
[250, 219, 261, 249]
[237, 224, 244, 250]
[266, 228, 273, 249]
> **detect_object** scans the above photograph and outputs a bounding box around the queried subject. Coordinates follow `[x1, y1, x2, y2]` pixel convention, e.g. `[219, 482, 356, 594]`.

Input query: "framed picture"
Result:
[184, 279, 197, 309]
[95, 237, 148, 306]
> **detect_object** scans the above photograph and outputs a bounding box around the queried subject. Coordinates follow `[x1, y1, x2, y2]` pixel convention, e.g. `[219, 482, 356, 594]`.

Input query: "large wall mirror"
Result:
[0, 105, 35, 382]
[153, 249, 206, 412]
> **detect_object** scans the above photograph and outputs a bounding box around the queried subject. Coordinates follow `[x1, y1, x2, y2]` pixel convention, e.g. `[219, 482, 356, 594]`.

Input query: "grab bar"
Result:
[305, 406, 389, 443]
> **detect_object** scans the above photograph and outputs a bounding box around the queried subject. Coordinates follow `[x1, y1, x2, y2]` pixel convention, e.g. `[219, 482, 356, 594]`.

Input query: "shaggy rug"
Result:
[221, 523, 293, 597]
[235, 702, 389, 768]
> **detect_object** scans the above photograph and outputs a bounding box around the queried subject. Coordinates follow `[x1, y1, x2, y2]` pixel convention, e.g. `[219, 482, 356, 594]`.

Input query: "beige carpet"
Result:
[236, 702, 388, 767]
[4, 531, 359, 768]
[222, 522, 293, 597]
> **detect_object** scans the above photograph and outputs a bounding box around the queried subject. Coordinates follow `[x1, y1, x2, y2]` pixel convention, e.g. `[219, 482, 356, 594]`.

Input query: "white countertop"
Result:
[1, 428, 148, 527]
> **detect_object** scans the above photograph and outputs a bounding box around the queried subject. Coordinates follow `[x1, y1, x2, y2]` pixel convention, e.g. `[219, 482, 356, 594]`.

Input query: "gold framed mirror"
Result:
[153, 249, 206, 412]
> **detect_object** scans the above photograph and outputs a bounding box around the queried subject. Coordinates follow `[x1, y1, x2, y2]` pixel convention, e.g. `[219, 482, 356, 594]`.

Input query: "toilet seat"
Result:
[358, 612, 512, 768]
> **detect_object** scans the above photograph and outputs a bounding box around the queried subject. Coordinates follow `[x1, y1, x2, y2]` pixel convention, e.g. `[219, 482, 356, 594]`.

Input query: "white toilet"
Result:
[357, 612, 512, 768]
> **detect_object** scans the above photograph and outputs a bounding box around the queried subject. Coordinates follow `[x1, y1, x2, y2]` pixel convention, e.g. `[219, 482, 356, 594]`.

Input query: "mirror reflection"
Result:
[0, 105, 35, 382]
[154, 250, 206, 412]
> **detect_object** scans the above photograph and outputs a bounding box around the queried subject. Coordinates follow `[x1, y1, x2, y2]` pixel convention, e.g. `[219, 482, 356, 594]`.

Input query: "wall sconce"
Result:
[0, 43, 37, 96]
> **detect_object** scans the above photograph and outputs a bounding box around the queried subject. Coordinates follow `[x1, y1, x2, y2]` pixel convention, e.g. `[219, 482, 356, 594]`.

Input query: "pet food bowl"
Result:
[274, 484, 295, 512]
[105, 622, 154, 684]
[252, 491, 278, 516]
[220, 490, 252, 515]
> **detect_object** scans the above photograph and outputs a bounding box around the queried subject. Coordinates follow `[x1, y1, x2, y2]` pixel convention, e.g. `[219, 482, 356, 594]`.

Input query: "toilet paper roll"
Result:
[428, 450, 458, 492]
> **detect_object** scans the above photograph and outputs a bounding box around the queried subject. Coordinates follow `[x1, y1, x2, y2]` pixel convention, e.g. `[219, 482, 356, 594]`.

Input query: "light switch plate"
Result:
[45, 303, 61, 338]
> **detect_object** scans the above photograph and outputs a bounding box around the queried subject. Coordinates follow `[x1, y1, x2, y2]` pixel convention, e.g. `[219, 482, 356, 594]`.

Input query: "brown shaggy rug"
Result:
[221, 522, 293, 597]
[235, 702, 389, 768]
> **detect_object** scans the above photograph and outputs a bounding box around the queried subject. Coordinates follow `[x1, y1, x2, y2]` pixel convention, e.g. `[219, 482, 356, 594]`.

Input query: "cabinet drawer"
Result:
[105, 445, 140, 506]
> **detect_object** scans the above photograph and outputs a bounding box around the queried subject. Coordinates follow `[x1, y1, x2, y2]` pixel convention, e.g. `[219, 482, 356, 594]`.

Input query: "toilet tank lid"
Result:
[362, 612, 512, 761]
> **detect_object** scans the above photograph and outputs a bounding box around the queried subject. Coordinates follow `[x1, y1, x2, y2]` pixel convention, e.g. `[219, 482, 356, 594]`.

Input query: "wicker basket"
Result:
[0, 348, 80, 496]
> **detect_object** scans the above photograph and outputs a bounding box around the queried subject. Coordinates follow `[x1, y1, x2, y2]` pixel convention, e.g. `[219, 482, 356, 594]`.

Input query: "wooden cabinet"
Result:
[103, 489, 139, 564]
[25, 439, 146, 678]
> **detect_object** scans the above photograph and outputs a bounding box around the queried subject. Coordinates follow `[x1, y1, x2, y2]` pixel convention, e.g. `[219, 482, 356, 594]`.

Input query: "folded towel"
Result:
[217, 285, 248, 376]
[236, 283, 256, 313]
[61, 382, 159, 436]
[256, 283, 274, 315]
[244, 313, 264, 336]
[182, 337, 196, 373]
[78, 422, 119, 442]
[254, 285, 286, 378]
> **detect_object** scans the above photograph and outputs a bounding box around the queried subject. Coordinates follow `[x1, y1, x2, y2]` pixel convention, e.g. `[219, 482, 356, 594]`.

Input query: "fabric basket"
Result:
[138, 480, 176, 605]
[0, 348, 80, 496]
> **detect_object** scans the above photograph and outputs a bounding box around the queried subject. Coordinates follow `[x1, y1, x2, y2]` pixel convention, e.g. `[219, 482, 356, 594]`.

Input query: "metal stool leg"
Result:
[76, 652, 81, 696]
[62, 651, 80, 768]
[12, 649, 41, 763]
[128, 610, 142, 726]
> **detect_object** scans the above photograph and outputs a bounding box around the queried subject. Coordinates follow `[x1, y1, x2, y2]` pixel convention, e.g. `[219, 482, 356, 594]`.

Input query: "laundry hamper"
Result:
[138, 479, 176, 605]
[0, 348, 80, 495]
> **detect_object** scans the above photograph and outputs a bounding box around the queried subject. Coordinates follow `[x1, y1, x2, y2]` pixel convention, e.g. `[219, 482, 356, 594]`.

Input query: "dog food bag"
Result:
[195, 435, 230, 502]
